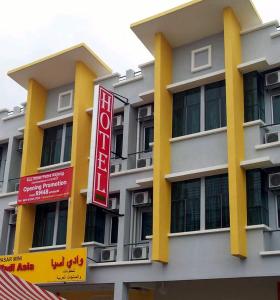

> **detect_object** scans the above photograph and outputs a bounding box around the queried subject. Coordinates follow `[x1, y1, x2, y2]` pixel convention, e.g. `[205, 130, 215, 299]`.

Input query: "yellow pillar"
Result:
[66, 62, 96, 249]
[14, 79, 47, 254]
[224, 7, 247, 258]
[152, 32, 173, 263]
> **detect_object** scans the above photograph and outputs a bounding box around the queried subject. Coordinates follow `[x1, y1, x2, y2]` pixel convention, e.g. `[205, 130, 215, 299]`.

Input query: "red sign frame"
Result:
[17, 167, 73, 205]
[90, 86, 114, 208]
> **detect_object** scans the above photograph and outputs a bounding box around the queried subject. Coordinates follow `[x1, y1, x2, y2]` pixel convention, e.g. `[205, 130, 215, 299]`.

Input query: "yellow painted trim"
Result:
[152, 32, 173, 263]
[224, 7, 247, 258]
[7, 43, 111, 76]
[66, 62, 96, 249]
[14, 79, 47, 254]
[131, 0, 202, 28]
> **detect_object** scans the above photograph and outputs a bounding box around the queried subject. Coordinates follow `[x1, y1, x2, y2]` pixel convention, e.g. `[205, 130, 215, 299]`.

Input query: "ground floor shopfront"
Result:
[45, 277, 280, 300]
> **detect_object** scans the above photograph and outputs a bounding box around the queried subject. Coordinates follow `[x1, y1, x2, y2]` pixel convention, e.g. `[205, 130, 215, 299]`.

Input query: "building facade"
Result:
[1, 0, 280, 299]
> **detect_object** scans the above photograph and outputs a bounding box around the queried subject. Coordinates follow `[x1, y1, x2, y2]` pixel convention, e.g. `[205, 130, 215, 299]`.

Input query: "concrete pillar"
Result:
[116, 189, 131, 261]
[114, 282, 128, 300]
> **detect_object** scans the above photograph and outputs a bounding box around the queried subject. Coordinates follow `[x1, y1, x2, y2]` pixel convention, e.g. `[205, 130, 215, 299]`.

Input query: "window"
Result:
[5, 209, 16, 255]
[191, 45, 212, 73]
[205, 174, 229, 229]
[84, 203, 119, 245]
[173, 88, 201, 137]
[85, 205, 106, 244]
[272, 95, 280, 124]
[205, 80, 226, 130]
[58, 90, 73, 112]
[244, 72, 265, 122]
[41, 122, 72, 167]
[143, 126, 154, 152]
[171, 179, 201, 233]
[32, 200, 68, 248]
[113, 131, 123, 158]
[246, 169, 268, 226]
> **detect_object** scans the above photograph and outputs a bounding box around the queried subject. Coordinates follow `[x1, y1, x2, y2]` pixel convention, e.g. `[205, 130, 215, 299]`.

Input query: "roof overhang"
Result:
[8, 43, 112, 90]
[131, 0, 262, 54]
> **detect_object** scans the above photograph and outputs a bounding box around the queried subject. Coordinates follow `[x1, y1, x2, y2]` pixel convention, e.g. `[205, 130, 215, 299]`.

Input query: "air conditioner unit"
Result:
[131, 245, 149, 260]
[100, 248, 117, 262]
[133, 191, 150, 206]
[113, 115, 123, 128]
[108, 197, 119, 210]
[15, 183, 20, 192]
[110, 163, 122, 174]
[138, 105, 153, 119]
[9, 213, 17, 225]
[265, 71, 280, 87]
[137, 157, 152, 169]
[17, 139, 23, 152]
[269, 173, 280, 190]
[265, 132, 280, 144]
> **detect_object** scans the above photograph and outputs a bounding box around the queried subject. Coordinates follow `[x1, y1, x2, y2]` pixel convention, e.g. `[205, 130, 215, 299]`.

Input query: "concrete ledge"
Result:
[29, 244, 66, 252]
[94, 72, 120, 83]
[138, 60, 154, 69]
[240, 157, 274, 169]
[0, 191, 18, 198]
[241, 20, 279, 35]
[170, 127, 226, 143]
[255, 141, 280, 150]
[2, 112, 25, 121]
[37, 113, 73, 129]
[38, 161, 71, 172]
[271, 31, 280, 39]
[238, 58, 269, 74]
[136, 177, 153, 187]
[89, 260, 152, 268]
[167, 69, 225, 94]
[111, 166, 153, 178]
[165, 164, 228, 183]
[260, 250, 280, 257]
[169, 228, 230, 238]
[243, 120, 265, 127]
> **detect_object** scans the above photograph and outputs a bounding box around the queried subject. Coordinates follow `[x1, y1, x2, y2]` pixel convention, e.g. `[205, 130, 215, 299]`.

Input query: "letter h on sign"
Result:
[87, 85, 114, 208]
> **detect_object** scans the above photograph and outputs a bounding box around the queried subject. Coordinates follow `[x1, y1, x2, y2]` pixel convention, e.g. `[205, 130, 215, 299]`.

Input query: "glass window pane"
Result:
[186, 88, 201, 134]
[115, 133, 123, 158]
[144, 127, 154, 151]
[33, 202, 56, 247]
[273, 95, 280, 124]
[141, 211, 153, 240]
[110, 216, 119, 244]
[84, 205, 106, 243]
[205, 81, 226, 130]
[173, 92, 185, 137]
[246, 169, 268, 226]
[56, 201, 68, 245]
[63, 123, 73, 162]
[41, 125, 63, 166]
[205, 174, 229, 229]
[171, 179, 201, 233]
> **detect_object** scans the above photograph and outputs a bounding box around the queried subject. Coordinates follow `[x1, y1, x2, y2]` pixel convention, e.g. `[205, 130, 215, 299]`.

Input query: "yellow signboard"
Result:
[0, 248, 87, 284]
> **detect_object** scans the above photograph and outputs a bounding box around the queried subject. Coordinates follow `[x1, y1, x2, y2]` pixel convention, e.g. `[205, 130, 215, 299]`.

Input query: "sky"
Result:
[0, 0, 279, 109]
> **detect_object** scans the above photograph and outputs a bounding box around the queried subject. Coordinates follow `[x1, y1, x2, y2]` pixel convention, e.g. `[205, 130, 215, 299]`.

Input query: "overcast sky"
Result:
[0, 0, 279, 109]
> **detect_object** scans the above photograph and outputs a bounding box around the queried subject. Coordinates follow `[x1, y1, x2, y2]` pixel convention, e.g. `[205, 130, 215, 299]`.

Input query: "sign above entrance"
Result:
[17, 167, 73, 205]
[0, 248, 86, 284]
[88, 85, 114, 208]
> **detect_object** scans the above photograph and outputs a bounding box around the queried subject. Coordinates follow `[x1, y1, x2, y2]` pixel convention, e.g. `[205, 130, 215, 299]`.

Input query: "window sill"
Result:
[246, 225, 271, 231]
[170, 127, 227, 143]
[82, 241, 105, 247]
[243, 120, 265, 128]
[255, 141, 280, 150]
[260, 250, 280, 257]
[0, 191, 18, 198]
[111, 166, 153, 177]
[37, 113, 73, 129]
[168, 228, 230, 238]
[29, 244, 66, 252]
[38, 161, 71, 172]
[89, 260, 152, 268]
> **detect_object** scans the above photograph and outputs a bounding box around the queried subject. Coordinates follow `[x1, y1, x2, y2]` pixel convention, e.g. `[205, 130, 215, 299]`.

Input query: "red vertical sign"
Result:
[91, 86, 114, 208]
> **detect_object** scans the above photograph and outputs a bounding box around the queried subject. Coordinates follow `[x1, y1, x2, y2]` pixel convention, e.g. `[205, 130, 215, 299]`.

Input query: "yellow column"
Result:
[66, 62, 96, 249]
[14, 79, 47, 254]
[224, 7, 247, 258]
[153, 33, 173, 263]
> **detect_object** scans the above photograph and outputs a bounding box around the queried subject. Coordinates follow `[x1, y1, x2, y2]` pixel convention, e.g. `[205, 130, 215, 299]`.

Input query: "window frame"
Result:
[57, 90, 73, 112]
[191, 45, 212, 73]
[271, 94, 280, 125]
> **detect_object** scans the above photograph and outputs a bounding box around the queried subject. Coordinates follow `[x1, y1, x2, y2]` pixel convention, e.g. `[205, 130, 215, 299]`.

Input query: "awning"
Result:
[0, 269, 65, 300]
